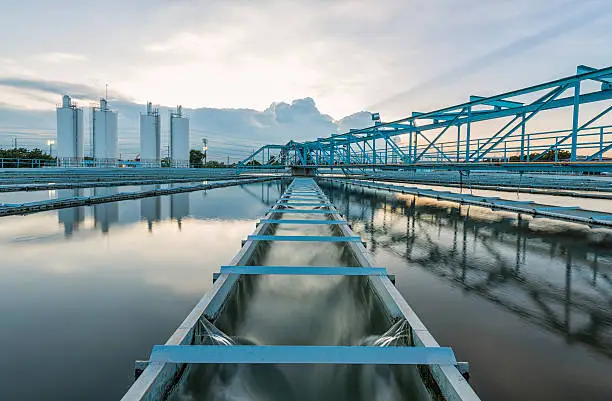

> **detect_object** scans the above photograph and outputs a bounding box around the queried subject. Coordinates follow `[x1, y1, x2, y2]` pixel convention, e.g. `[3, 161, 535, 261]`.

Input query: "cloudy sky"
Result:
[0, 0, 611, 159]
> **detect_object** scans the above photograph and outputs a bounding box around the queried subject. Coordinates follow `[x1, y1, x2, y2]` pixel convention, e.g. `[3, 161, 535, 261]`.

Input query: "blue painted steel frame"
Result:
[238, 65, 612, 173]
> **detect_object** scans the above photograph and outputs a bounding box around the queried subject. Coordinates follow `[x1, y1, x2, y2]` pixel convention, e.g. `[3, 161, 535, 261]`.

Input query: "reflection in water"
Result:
[57, 189, 85, 236]
[171, 188, 190, 230]
[141, 185, 162, 232]
[0, 181, 284, 401]
[50, 181, 284, 237]
[321, 180, 612, 401]
[323, 181, 612, 357]
[94, 187, 119, 233]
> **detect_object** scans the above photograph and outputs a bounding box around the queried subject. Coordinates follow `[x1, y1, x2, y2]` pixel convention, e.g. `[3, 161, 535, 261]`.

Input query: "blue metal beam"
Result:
[469, 95, 523, 109]
[258, 219, 346, 225]
[247, 235, 361, 242]
[148, 345, 458, 365]
[219, 266, 387, 276]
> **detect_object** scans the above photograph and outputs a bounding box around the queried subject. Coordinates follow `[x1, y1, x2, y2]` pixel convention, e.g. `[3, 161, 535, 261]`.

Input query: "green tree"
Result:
[190, 149, 205, 168]
[508, 149, 571, 162]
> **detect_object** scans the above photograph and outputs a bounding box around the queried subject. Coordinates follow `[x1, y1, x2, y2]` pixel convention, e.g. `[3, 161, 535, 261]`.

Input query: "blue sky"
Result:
[0, 0, 611, 159]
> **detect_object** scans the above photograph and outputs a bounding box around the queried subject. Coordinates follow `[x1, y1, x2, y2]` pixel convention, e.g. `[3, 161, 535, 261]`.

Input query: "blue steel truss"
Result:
[239, 65, 612, 173]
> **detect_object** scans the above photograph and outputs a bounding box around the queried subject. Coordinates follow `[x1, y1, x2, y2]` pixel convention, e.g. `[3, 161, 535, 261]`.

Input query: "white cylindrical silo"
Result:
[56, 95, 84, 167]
[140, 102, 161, 167]
[93, 98, 118, 167]
[170, 106, 190, 168]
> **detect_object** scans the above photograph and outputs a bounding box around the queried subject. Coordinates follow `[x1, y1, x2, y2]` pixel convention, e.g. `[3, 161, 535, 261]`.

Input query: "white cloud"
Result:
[0, 0, 610, 147]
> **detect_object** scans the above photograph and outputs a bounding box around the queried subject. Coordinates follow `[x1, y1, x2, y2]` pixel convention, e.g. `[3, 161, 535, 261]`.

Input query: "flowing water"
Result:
[1, 179, 611, 400]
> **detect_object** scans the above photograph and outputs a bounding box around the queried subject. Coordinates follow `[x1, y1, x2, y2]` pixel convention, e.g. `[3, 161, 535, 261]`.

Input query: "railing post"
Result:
[555, 137, 559, 162]
[527, 134, 531, 162]
[372, 137, 376, 165]
[347, 135, 351, 165]
[456, 124, 461, 162]
[385, 137, 388, 165]
[600, 127, 604, 161]
[504, 141, 507, 161]
[408, 121, 414, 163]
[465, 106, 471, 161]
[570, 81, 580, 161]
[520, 113, 526, 162]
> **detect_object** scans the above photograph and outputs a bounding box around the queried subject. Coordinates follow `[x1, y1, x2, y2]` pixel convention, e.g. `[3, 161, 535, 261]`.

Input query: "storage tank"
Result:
[56, 95, 84, 167]
[140, 102, 161, 167]
[170, 105, 190, 168]
[93, 98, 118, 167]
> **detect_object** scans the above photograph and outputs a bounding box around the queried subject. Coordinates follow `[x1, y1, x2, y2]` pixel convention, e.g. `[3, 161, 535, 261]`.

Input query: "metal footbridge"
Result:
[121, 178, 480, 401]
[239, 65, 612, 175]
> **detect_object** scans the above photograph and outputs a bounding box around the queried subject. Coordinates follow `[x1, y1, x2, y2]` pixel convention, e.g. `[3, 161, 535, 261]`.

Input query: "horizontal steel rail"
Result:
[257, 219, 346, 225]
[148, 345, 457, 365]
[246, 235, 362, 242]
[219, 266, 388, 276]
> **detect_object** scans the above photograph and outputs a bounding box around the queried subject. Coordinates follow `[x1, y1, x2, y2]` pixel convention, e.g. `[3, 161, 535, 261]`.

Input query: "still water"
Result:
[1, 179, 612, 400]
[320, 180, 612, 401]
[0, 181, 281, 401]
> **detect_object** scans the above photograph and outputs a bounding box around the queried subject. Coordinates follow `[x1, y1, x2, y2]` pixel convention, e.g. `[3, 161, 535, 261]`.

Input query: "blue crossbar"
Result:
[277, 202, 332, 207]
[247, 235, 361, 242]
[267, 209, 336, 214]
[282, 195, 326, 199]
[149, 345, 457, 365]
[534, 206, 580, 211]
[220, 266, 387, 275]
[590, 214, 612, 220]
[259, 219, 346, 225]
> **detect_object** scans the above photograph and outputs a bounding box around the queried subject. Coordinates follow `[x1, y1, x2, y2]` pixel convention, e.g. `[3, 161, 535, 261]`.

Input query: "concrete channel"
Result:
[121, 177, 479, 401]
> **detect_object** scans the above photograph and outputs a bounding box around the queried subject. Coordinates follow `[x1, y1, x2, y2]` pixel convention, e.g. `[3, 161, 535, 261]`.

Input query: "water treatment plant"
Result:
[1, 65, 612, 401]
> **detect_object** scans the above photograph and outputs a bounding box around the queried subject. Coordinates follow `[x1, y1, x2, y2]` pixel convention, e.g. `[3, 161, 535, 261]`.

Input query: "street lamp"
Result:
[47, 140, 55, 156]
[202, 138, 208, 165]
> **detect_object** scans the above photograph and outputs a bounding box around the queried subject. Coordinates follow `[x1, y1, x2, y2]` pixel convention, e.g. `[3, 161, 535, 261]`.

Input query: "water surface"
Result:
[0, 181, 282, 401]
[2, 178, 612, 400]
[321, 180, 612, 401]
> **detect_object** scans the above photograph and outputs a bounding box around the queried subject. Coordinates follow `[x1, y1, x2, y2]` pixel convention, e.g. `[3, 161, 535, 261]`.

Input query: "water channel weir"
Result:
[0, 177, 277, 217]
[121, 177, 479, 401]
[327, 178, 612, 228]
